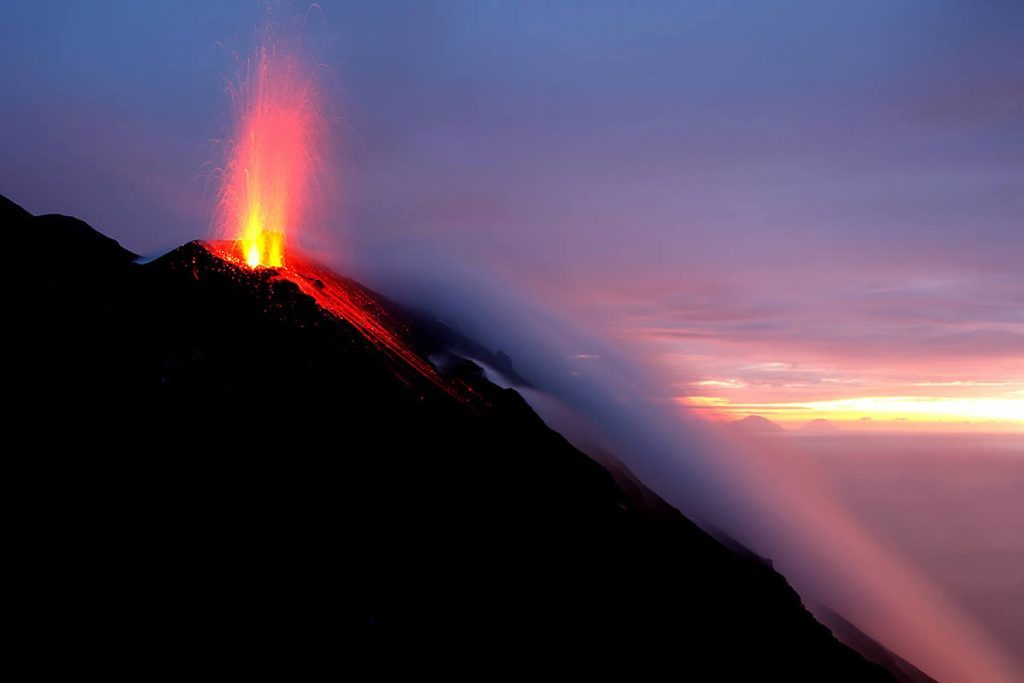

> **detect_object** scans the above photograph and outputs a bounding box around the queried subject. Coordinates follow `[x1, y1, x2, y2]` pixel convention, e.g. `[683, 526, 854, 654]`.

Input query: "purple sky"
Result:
[2, 0, 1021, 427]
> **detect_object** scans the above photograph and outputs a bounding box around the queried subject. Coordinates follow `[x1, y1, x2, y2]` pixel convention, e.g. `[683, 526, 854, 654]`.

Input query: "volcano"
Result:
[7, 194, 895, 679]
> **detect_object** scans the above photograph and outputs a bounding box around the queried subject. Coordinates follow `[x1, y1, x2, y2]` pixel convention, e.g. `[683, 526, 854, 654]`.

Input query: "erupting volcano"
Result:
[212, 33, 327, 269]
[1, 29, 907, 674]
[201, 33, 459, 397]
[7, 2, 1022, 679]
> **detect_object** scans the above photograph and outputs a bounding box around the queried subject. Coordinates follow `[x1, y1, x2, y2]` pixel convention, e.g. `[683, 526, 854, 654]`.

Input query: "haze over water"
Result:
[791, 432, 1024, 670]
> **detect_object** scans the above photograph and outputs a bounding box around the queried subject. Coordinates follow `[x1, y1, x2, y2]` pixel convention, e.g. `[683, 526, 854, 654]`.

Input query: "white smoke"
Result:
[354, 256, 1022, 683]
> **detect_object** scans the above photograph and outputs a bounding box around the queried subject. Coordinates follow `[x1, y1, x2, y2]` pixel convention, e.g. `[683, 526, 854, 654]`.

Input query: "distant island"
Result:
[728, 415, 785, 434]
[728, 416, 841, 435]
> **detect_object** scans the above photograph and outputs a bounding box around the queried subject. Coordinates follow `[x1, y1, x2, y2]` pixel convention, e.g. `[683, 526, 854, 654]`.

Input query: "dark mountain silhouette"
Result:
[729, 414, 786, 434]
[7, 194, 893, 679]
[817, 607, 937, 683]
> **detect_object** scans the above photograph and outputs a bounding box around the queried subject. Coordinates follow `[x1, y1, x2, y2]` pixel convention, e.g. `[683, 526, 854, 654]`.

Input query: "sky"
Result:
[1, 0, 1022, 431]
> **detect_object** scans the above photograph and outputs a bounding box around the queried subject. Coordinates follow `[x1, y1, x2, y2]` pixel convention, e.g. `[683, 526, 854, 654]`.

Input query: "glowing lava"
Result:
[207, 26, 469, 401]
[203, 239, 468, 401]
[213, 37, 326, 268]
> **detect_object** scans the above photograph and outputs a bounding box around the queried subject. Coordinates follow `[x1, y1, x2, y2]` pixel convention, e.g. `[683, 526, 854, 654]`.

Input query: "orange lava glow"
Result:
[203, 240, 466, 400]
[213, 37, 326, 268]
[207, 28, 469, 402]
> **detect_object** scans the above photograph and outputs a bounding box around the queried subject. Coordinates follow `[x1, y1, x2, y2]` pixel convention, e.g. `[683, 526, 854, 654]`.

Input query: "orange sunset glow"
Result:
[680, 389, 1024, 432]
[625, 308, 1024, 434]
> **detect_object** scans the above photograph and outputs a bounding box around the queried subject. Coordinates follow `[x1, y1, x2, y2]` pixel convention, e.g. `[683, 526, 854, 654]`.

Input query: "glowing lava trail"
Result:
[204, 240, 462, 398]
[276, 251, 450, 392]
[213, 35, 326, 268]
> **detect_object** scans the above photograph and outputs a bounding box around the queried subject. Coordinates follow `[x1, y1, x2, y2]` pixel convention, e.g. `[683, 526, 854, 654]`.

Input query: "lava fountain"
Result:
[204, 25, 459, 398]
[212, 35, 327, 268]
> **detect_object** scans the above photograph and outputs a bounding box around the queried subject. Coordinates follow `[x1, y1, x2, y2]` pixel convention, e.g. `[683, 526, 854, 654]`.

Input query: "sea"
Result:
[788, 432, 1024, 670]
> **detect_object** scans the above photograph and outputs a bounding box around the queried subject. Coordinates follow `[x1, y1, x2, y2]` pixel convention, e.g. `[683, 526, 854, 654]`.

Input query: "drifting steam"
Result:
[356, 263, 1023, 683]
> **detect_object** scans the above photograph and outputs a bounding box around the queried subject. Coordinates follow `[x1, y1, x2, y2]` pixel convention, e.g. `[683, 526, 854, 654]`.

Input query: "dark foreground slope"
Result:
[7, 195, 893, 680]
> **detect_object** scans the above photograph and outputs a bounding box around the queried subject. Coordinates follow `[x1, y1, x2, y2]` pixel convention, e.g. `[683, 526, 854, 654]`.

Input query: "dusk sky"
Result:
[2, 0, 1021, 430]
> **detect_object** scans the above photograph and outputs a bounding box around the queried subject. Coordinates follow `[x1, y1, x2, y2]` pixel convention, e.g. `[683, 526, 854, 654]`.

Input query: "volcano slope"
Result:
[7, 195, 893, 679]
